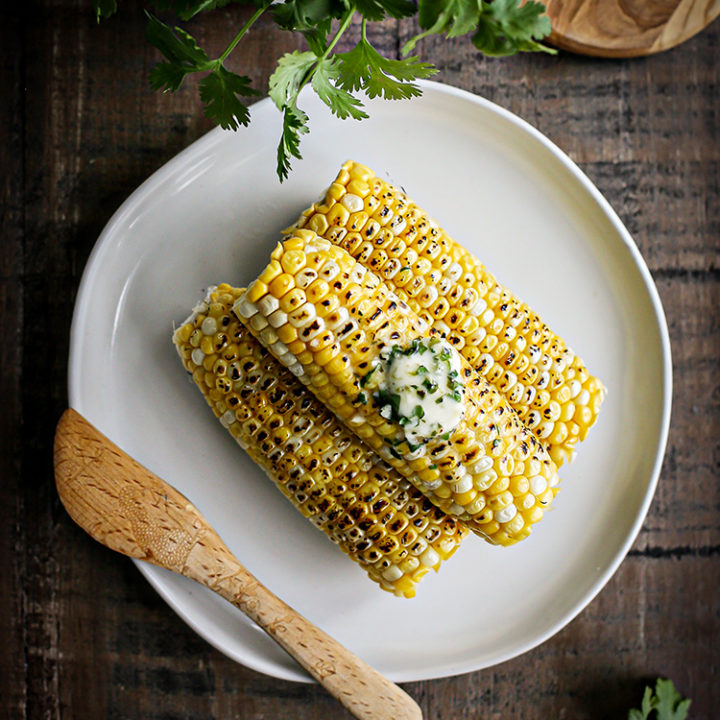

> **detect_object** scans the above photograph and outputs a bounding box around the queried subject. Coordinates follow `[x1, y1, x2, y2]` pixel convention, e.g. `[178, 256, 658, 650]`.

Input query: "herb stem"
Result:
[218, 5, 266, 63]
[297, 7, 355, 93]
[325, 9, 356, 59]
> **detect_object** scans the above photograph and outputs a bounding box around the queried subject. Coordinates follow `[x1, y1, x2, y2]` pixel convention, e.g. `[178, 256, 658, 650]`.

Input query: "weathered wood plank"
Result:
[0, 5, 27, 720]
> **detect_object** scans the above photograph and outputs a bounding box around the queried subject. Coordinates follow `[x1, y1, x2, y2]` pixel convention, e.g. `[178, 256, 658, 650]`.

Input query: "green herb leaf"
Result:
[627, 679, 690, 720]
[149, 0, 253, 20]
[353, 0, 416, 22]
[272, 0, 341, 55]
[199, 66, 257, 130]
[146, 14, 215, 93]
[654, 679, 691, 720]
[269, 50, 317, 110]
[96, 0, 555, 183]
[336, 37, 436, 100]
[404, 0, 555, 56]
[423, 378, 437, 393]
[271, 0, 346, 32]
[150, 61, 192, 93]
[170, 0, 252, 22]
[312, 57, 369, 120]
[93, 0, 117, 21]
[419, 0, 479, 36]
[360, 366, 377, 387]
[473, 0, 555, 56]
[403, 0, 480, 53]
[276, 102, 309, 181]
[268, 50, 321, 178]
[146, 13, 210, 70]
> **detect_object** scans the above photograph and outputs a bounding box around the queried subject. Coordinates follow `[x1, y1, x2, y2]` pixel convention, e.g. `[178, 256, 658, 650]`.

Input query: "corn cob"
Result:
[173, 284, 468, 598]
[234, 233, 560, 545]
[291, 160, 606, 467]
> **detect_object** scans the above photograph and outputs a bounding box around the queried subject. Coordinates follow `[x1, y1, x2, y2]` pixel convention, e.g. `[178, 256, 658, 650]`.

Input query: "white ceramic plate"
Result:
[68, 81, 671, 683]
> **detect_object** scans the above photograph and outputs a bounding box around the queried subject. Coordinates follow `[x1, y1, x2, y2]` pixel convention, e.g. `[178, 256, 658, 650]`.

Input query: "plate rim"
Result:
[67, 79, 672, 683]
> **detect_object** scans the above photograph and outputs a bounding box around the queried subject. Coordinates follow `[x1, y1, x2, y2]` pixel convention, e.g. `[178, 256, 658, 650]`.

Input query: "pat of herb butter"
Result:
[374, 337, 465, 444]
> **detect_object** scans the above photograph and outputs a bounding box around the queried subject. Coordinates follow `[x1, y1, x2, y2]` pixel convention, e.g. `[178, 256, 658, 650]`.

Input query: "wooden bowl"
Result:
[545, 0, 720, 57]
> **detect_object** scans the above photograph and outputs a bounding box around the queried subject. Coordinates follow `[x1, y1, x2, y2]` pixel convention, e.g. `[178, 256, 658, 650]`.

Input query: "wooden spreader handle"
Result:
[54, 408, 422, 720]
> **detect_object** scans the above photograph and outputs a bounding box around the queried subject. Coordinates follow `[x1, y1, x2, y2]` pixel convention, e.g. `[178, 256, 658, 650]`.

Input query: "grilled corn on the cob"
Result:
[291, 161, 606, 467]
[234, 234, 560, 545]
[173, 284, 468, 597]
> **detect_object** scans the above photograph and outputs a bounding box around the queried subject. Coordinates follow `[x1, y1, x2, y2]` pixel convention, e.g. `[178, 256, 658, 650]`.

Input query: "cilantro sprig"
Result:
[92, 0, 556, 180]
[628, 679, 691, 720]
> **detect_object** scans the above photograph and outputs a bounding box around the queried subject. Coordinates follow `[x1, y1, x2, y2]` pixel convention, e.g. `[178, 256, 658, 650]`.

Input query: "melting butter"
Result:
[380, 337, 465, 444]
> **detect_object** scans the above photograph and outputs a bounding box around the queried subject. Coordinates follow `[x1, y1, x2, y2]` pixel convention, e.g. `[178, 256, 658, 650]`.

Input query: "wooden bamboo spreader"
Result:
[53, 408, 422, 720]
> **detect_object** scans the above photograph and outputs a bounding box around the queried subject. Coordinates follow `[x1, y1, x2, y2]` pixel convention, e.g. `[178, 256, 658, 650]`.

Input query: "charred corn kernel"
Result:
[306, 279, 330, 304]
[174, 284, 467, 598]
[279, 288, 306, 313]
[291, 161, 606, 467]
[237, 236, 561, 545]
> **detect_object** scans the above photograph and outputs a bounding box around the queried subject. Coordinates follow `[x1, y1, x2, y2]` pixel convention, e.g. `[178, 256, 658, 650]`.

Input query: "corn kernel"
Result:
[246, 280, 267, 303]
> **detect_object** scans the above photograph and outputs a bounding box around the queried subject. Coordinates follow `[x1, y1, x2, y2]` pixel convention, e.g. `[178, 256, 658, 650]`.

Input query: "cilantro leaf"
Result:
[353, 0, 416, 22]
[146, 14, 215, 93]
[272, 0, 347, 32]
[312, 57, 368, 120]
[92, 0, 117, 21]
[404, 0, 555, 56]
[199, 66, 257, 130]
[170, 0, 252, 22]
[473, 0, 555, 56]
[145, 13, 211, 75]
[150, 61, 193, 93]
[94, 0, 556, 183]
[628, 679, 691, 720]
[148, 0, 250, 16]
[272, 0, 348, 54]
[403, 0, 480, 52]
[654, 679, 691, 720]
[337, 37, 436, 100]
[418, 0, 479, 35]
[277, 103, 309, 181]
[269, 50, 317, 110]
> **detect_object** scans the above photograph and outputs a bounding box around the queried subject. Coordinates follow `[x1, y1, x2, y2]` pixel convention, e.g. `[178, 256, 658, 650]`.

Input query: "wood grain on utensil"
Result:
[54, 409, 422, 720]
[546, 0, 720, 57]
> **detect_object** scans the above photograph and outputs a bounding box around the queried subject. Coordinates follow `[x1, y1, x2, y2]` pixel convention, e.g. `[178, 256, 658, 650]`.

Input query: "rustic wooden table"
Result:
[2, 2, 718, 719]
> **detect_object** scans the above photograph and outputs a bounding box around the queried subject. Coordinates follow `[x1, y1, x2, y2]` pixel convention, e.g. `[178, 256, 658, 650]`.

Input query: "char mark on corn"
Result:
[173, 284, 467, 597]
[235, 235, 562, 545]
[290, 160, 606, 467]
